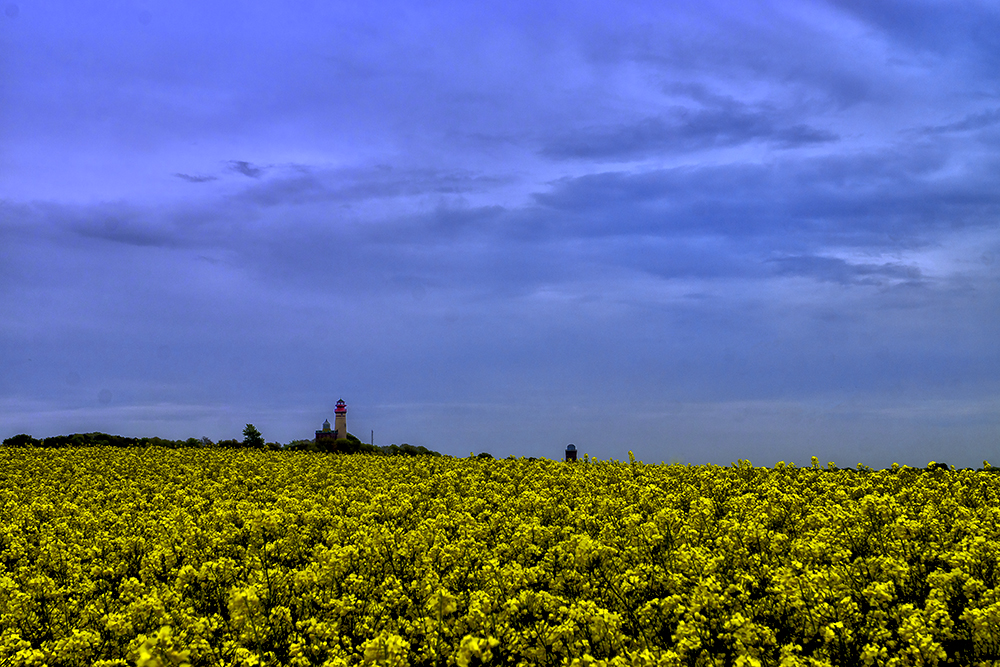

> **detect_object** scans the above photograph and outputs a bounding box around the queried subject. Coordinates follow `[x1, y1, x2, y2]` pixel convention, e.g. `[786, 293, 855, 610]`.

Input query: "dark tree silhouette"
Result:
[242, 424, 265, 449]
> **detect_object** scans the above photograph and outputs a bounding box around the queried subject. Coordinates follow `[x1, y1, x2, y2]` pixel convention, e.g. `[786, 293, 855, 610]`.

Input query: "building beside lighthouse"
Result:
[315, 399, 348, 452]
[315, 418, 338, 450]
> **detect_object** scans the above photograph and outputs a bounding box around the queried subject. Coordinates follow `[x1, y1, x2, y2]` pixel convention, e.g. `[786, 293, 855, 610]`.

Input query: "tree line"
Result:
[2, 424, 443, 456]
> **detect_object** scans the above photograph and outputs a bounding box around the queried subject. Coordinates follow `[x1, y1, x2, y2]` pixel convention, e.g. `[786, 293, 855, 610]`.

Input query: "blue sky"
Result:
[2, 0, 998, 466]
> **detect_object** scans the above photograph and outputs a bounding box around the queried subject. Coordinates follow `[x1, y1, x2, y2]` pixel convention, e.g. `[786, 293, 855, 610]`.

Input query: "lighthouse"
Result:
[334, 399, 348, 441]
[314, 400, 349, 452]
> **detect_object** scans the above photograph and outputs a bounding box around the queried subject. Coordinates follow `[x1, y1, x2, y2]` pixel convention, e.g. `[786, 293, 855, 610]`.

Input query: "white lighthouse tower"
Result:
[334, 399, 347, 440]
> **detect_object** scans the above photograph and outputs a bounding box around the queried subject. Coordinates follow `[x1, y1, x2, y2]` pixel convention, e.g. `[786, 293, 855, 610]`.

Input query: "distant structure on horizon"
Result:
[565, 443, 577, 462]
[315, 399, 348, 451]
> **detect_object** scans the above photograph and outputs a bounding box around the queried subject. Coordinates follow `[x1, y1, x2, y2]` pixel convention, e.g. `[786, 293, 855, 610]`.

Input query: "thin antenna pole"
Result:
[371, 430, 374, 446]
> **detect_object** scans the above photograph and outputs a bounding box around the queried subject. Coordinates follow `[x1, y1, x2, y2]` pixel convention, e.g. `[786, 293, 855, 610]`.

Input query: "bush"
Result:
[285, 440, 316, 451]
[381, 443, 440, 457]
[334, 438, 381, 454]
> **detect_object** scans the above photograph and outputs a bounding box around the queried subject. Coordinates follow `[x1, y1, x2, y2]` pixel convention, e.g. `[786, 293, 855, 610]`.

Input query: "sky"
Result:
[2, 0, 999, 467]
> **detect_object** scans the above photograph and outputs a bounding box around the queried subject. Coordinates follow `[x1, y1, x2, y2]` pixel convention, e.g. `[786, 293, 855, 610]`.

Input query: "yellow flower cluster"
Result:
[1, 448, 999, 666]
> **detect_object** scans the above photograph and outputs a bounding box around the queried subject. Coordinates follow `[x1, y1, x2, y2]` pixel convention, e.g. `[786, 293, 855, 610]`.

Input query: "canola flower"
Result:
[1, 447, 999, 666]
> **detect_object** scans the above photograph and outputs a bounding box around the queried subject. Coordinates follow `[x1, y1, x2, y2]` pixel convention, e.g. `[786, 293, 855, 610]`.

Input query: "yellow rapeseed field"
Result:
[1, 447, 999, 667]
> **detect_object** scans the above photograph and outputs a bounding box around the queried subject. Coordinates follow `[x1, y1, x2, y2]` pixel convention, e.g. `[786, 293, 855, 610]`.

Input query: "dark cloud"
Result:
[6, 202, 201, 251]
[175, 173, 218, 183]
[924, 108, 1000, 134]
[542, 104, 838, 161]
[828, 0, 1000, 66]
[229, 161, 263, 178]
[766, 255, 924, 286]
[73, 218, 178, 248]
[531, 148, 1000, 244]
[773, 125, 840, 147]
[234, 165, 512, 208]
